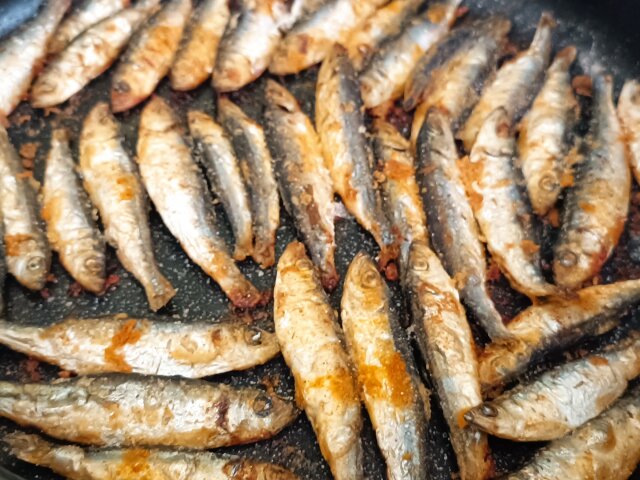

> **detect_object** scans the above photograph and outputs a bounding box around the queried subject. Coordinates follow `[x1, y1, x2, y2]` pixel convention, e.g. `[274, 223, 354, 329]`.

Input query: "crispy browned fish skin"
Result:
[477, 279, 640, 392]
[618, 79, 640, 185]
[110, 0, 192, 112]
[264, 81, 338, 290]
[42, 128, 106, 293]
[553, 74, 631, 290]
[274, 241, 363, 480]
[0, 374, 298, 449]
[341, 252, 428, 480]
[170, 0, 229, 91]
[80, 102, 175, 311]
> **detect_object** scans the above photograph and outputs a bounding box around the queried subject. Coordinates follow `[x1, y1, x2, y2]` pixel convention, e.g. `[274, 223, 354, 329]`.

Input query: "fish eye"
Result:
[252, 394, 272, 417]
[27, 257, 45, 271]
[84, 256, 103, 274]
[558, 250, 578, 267]
[412, 257, 430, 271]
[539, 174, 558, 192]
[244, 327, 263, 345]
[362, 268, 380, 288]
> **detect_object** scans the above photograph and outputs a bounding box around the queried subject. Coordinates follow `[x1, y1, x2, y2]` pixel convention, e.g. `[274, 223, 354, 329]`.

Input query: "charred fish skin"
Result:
[170, 0, 230, 91]
[139, 98, 264, 309]
[518, 46, 579, 216]
[416, 109, 509, 340]
[403, 240, 492, 480]
[341, 252, 428, 480]
[464, 108, 557, 298]
[0, 126, 51, 291]
[459, 12, 556, 151]
[0, 0, 71, 119]
[554, 74, 631, 290]
[263, 80, 338, 291]
[110, 0, 192, 113]
[618, 79, 640, 185]
[0, 313, 279, 378]
[504, 387, 640, 480]
[187, 109, 254, 263]
[316, 46, 399, 277]
[79, 102, 175, 311]
[42, 128, 106, 293]
[217, 97, 280, 269]
[477, 279, 640, 392]
[6, 433, 301, 480]
[274, 242, 363, 480]
[0, 374, 298, 449]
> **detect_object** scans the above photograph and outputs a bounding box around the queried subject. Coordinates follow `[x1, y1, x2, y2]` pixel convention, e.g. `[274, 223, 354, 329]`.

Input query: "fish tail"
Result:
[530, 12, 556, 56]
[0, 321, 38, 352]
[4, 433, 54, 465]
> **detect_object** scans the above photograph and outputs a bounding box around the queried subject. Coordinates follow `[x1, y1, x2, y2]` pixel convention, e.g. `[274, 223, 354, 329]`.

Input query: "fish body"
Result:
[0, 218, 4, 316]
[79, 102, 175, 311]
[217, 97, 279, 268]
[274, 242, 363, 480]
[554, 74, 630, 289]
[264, 81, 338, 290]
[618, 80, 640, 185]
[404, 240, 492, 480]
[139, 98, 263, 308]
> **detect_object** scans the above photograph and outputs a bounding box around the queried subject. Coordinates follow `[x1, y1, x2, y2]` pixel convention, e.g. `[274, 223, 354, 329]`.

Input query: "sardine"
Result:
[110, 0, 192, 112]
[187, 109, 254, 262]
[212, 0, 289, 92]
[0, 313, 279, 377]
[217, 97, 280, 268]
[341, 252, 428, 480]
[7, 432, 300, 480]
[504, 387, 640, 480]
[263, 80, 338, 290]
[459, 12, 555, 151]
[618, 79, 640, 185]
[0, 125, 50, 290]
[47, 0, 130, 55]
[79, 102, 175, 311]
[518, 46, 579, 216]
[316, 46, 399, 278]
[477, 279, 640, 392]
[403, 240, 492, 480]
[139, 98, 264, 308]
[274, 241, 363, 480]
[0, 0, 70, 119]
[42, 128, 106, 293]
[554, 74, 631, 289]
[0, 374, 298, 448]
[169, 0, 230, 91]
[359, 0, 460, 108]
[463, 108, 557, 298]
[416, 109, 509, 339]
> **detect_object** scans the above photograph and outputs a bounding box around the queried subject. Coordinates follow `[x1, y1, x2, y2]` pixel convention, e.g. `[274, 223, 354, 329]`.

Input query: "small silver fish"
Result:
[618, 79, 640, 186]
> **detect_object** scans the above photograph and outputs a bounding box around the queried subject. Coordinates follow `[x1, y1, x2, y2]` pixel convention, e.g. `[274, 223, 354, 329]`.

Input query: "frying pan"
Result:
[0, 0, 639, 478]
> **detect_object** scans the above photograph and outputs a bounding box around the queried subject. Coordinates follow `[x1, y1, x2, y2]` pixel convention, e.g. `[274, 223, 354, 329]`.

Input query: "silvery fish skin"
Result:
[263, 80, 338, 290]
[459, 12, 556, 151]
[404, 240, 492, 480]
[359, 0, 461, 108]
[518, 46, 579, 216]
[463, 108, 557, 298]
[170, 0, 230, 91]
[504, 387, 640, 480]
[416, 109, 509, 339]
[467, 335, 640, 442]
[79, 102, 175, 311]
[618, 79, 640, 185]
[188, 109, 254, 263]
[269, 0, 386, 75]
[0, 313, 279, 378]
[42, 128, 106, 293]
[6, 433, 300, 480]
[218, 97, 280, 268]
[0, 125, 51, 291]
[47, 0, 130, 55]
[316, 46, 399, 278]
[0, 0, 70, 119]
[139, 98, 264, 309]
[477, 279, 640, 392]
[110, 0, 192, 112]
[274, 242, 363, 480]
[554, 74, 630, 290]
[0, 374, 298, 449]
[31, 3, 159, 108]
[341, 252, 428, 480]
[0, 219, 4, 316]
[212, 0, 289, 92]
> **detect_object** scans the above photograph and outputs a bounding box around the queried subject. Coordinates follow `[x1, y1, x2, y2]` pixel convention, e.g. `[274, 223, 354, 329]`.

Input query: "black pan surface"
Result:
[0, 0, 639, 478]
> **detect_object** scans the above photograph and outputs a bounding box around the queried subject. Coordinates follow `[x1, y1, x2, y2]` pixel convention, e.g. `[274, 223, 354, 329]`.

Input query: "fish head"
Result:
[11, 249, 49, 291]
[71, 248, 106, 293]
[344, 252, 385, 306]
[464, 403, 503, 433]
[553, 230, 605, 290]
[235, 387, 299, 435]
